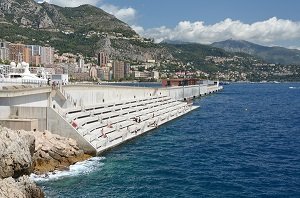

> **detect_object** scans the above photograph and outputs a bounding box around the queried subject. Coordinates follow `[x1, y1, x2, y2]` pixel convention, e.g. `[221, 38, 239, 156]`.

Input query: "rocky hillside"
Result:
[0, 0, 172, 60]
[0, 0, 134, 34]
[212, 39, 300, 65]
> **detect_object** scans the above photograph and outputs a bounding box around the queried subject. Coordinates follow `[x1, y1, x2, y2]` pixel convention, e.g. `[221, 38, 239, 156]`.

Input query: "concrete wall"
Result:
[0, 119, 38, 131]
[200, 85, 208, 95]
[61, 84, 222, 107]
[63, 85, 165, 106]
[10, 106, 47, 131]
[162, 84, 221, 101]
[0, 106, 10, 119]
[52, 90, 71, 108]
[0, 93, 49, 107]
[47, 107, 96, 155]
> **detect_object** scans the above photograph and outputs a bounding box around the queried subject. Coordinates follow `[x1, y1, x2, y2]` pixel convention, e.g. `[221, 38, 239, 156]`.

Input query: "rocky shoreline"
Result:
[26, 130, 91, 174]
[0, 126, 91, 197]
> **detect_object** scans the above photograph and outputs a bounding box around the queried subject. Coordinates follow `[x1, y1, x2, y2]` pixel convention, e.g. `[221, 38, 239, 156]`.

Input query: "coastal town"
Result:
[0, 0, 299, 197]
[1, 41, 298, 83]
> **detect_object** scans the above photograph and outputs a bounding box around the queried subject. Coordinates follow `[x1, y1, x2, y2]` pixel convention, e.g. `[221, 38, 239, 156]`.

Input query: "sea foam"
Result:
[30, 157, 105, 182]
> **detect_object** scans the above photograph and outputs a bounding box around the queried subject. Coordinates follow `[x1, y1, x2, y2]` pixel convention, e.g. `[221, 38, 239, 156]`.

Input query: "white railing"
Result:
[0, 78, 48, 85]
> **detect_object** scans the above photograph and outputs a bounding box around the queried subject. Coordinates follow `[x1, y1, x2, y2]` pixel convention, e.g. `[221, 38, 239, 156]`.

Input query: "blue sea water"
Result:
[35, 83, 300, 197]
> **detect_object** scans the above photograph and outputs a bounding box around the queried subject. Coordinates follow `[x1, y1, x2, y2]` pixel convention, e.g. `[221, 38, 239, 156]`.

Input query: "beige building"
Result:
[9, 43, 25, 63]
[23, 47, 32, 64]
[113, 60, 124, 80]
[134, 71, 151, 78]
[41, 46, 54, 65]
[32, 55, 41, 66]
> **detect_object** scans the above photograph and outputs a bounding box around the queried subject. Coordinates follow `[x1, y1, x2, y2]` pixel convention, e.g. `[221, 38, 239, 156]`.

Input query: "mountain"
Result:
[0, 0, 135, 34]
[160, 40, 195, 45]
[0, 0, 172, 60]
[162, 42, 262, 72]
[162, 43, 231, 72]
[211, 39, 300, 65]
[163, 43, 230, 62]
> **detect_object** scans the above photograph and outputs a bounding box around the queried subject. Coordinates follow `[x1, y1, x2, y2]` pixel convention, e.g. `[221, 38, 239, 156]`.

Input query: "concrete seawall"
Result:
[0, 83, 222, 155]
[61, 84, 222, 107]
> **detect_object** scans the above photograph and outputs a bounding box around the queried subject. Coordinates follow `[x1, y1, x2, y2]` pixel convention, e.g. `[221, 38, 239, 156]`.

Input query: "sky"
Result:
[37, 0, 300, 49]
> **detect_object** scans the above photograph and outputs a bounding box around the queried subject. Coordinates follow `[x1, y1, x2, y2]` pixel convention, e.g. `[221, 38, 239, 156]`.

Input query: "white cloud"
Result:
[288, 46, 300, 50]
[37, 0, 100, 7]
[100, 4, 137, 25]
[138, 17, 300, 46]
[131, 25, 144, 34]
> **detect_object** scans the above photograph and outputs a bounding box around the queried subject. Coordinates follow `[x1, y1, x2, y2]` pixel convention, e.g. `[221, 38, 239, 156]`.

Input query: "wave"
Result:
[289, 87, 300, 89]
[30, 157, 105, 182]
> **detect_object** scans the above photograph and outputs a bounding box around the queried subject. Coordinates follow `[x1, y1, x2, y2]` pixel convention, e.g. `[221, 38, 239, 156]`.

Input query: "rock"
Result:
[38, 150, 50, 160]
[20, 130, 91, 174]
[0, 125, 92, 197]
[0, 176, 44, 198]
[17, 176, 44, 198]
[0, 125, 91, 176]
[48, 150, 62, 161]
[0, 126, 34, 179]
[20, 16, 32, 26]
[68, 138, 77, 147]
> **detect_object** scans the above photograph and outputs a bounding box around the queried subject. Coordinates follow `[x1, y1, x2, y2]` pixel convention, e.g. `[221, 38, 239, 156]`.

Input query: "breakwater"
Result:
[0, 83, 222, 155]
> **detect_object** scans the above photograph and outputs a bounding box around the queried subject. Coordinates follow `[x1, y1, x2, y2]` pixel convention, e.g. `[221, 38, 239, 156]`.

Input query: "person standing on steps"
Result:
[101, 128, 107, 138]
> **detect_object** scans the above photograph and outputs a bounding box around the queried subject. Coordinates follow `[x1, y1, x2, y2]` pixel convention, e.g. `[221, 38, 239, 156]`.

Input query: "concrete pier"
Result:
[0, 82, 222, 155]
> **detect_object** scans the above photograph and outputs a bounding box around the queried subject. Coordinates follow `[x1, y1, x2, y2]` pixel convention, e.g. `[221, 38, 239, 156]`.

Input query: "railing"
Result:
[0, 78, 48, 85]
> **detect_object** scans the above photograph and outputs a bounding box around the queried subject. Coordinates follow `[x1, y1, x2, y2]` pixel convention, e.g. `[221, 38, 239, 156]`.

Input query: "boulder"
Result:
[0, 125, 91, 197]
[0, 176, 44, 198]
[21, 130, 91, 174]
[0, 127, 34, 179]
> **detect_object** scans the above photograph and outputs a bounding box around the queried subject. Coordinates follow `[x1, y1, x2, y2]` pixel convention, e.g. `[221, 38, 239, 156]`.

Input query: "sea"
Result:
[32, 83, 300, 197]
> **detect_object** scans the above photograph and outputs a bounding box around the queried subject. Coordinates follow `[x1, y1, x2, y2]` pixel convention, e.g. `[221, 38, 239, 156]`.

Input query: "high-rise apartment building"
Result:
[23, 47, 32, 63]
[97, 52, 109, 67]
[26, 45, 42, 56]
[41, 46, 54, 65]
[0, 48, 9, 61]
[9, 43, 25, 63]
[32, 55, 41, 66]
[0, 42, 10, 61]
[113, 60, 125, 80]
[124, 63, 130, 78]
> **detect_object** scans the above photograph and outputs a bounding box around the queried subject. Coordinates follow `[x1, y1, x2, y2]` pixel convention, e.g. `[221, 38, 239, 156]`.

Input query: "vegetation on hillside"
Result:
[212, 39, 300, 65]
